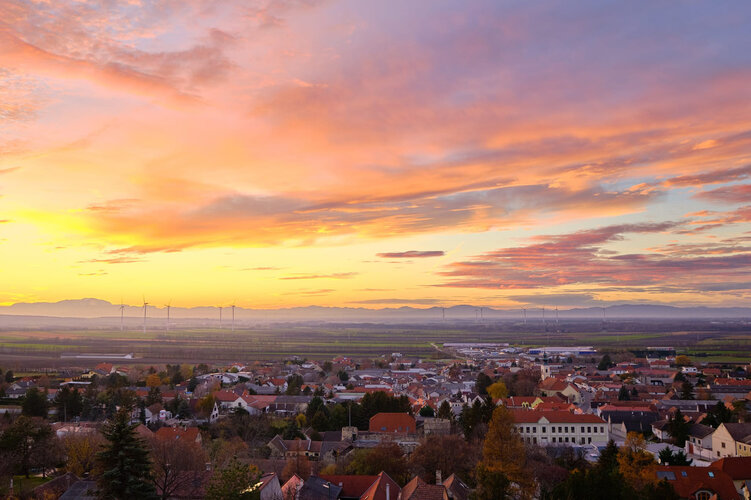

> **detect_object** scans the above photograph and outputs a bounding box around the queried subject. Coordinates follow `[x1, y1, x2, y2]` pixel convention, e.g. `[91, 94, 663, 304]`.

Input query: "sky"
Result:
[1, 0, 750, 311]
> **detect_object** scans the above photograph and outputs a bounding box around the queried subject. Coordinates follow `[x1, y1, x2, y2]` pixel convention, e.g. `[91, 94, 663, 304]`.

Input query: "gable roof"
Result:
[399, 476, 448, 500]
[654, 466, 740, 500]
[361, 471, 401, 500]
[720, 423, 751, 442]
[154, 426, 201, 443]
[442, 474, 469, 500]
[369, 413, 416, 434]
[712, 457, 751, 480]
[320, 474, 377, 498]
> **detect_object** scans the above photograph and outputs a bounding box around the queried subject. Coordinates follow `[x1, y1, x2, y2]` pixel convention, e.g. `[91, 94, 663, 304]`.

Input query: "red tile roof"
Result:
[712, 456, 751, 480]
[369, 413, 416, 434]
[654, 466, 740, 500]
[319, 475, 377, 498]
[154, 426, 201, 443]
[510, 410, 605, 424]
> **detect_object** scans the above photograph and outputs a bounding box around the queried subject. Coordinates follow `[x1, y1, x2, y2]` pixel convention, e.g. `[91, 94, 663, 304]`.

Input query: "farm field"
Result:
[0, 319, 749, 367]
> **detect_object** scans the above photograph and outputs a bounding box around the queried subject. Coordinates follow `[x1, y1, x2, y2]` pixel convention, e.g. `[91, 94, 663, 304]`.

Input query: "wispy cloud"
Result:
[376, 251, 445, 258]
[280, 272, 357, 280]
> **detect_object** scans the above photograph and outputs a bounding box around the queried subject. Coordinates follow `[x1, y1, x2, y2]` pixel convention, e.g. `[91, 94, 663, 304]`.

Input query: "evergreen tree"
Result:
[437, 400, 453, 420]
[679, 381, 694, 400]
[96, 410, 158, 500]
[665, 409, 690, 447]
[22, 387, 49, 418]
[597, 354, 612, 371]
[618, 386, 631, 401]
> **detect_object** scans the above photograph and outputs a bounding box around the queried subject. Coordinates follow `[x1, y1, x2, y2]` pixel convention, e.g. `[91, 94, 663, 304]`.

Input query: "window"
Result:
[708, 472, 714, 478]
[696, 492, 711, 500]
[559, 426, 562, 433]
[533, 437, 537, 444]
[681, 471, 687, 477]
[588, 437, 592, 444]
[551, 427, 555, 433]
[533, 427, 537, 433]
[564, 426, 569, 433]
[588, 426, 591, 433]
[600, 426, 604, 433]
[552, 437, 556, 443]
[722, 442, 726, 448]
[581, 426, 585, 433]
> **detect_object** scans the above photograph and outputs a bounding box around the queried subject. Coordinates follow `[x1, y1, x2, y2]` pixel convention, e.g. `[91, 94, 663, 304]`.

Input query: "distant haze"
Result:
[1, 299, 749, 329]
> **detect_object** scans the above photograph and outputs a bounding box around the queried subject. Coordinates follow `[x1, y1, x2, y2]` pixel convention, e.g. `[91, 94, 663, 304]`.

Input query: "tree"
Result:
[618, 386, 631, 401]
[282, 454, 311, 481]
[657, 447, 692, 466]
[206, 459, 261, 500]
[702, 401, 734, 428]
[674, 355, 691, 367]
[409, 435, 476, 484]
[54, 385, 83, 421]
[64, 432, 105, 477]
[22, 387, 49, 418]
[474, 465, 510, 500]
[0, 416, 55, 478]
[146, 373, 162, 388]
[476, 373, 493, 395]
[617, 433, 657, 493]
[419, 405, 435, 417]
[437, 400, 452, 420]
[286, 374, 304, 395]
[149, 435, 209, 500]
[96, 410, 158, 500]
[4, 370, 13, 383]
[476, 406, 534, 499]
[487, 381, 508, 400]
[346, 442, 409, 484]
[665, 409, 690, 447]
[679, 381, 694, 400]
[598, 354, 612, 371]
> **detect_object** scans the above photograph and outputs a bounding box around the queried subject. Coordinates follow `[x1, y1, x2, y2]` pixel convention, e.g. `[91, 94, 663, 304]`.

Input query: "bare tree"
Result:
[149, 435, 209, 500]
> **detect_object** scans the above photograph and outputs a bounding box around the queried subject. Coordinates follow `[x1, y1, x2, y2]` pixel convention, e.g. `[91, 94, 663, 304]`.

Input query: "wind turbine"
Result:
[231, 302, 236, 332]
[119, 300, 125, 332]
[142, 296, 149, 334]
[165, 301, 171, 331]
[555, 306, 560, 332]
[219, 306, 223, 329]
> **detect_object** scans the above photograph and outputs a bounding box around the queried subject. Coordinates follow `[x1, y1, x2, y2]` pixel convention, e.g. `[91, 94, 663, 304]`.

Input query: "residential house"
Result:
[654, 466, 740, 500]
[712, 457, 751, 497]
[685, 423, 715, 461]
[712, 423, 751, 458]
[154, 425, 202, 445]
[399, 477, 448, 500]
[258, 472, 283, 500]
[369, 413, 416, 435]
[442, 474, 469, 500]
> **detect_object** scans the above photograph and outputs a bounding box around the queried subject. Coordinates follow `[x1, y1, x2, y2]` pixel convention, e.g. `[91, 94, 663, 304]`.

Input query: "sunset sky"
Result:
[1, 1, 750, 310]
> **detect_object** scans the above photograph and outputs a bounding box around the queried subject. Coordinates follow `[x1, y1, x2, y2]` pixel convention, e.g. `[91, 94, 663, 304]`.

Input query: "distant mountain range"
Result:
[0, 299, 749, 328]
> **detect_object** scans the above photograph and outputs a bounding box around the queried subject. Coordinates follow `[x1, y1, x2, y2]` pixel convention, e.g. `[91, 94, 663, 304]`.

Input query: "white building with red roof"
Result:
[510, 409, 609, 446]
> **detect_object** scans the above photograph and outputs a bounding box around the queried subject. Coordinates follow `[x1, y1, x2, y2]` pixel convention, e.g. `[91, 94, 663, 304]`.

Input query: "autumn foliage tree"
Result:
[617, 433, 658, 493]
[475, 406, 534, 500]
[409, 435, 477, 484]
[63, 432, 105, 477]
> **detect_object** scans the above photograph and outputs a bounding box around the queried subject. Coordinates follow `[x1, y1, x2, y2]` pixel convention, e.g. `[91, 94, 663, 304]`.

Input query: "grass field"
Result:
[0, 321, 749, 367]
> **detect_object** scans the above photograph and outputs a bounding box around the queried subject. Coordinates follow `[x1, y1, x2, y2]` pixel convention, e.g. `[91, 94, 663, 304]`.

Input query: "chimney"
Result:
[436, 470, 442, 485]
[386, 483, 390, 500]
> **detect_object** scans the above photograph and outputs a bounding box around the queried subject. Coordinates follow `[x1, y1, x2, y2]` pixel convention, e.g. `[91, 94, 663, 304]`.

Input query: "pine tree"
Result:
[96, 410, 158, 500]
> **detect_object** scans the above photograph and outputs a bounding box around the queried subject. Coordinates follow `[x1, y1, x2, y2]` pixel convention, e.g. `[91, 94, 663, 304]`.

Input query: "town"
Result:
[1, 342, 750, 499]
